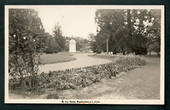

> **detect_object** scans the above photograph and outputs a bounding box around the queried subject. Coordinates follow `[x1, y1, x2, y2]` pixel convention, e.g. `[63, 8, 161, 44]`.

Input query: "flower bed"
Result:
[9, 56, 146, 91]
[36, 56, 146, 90]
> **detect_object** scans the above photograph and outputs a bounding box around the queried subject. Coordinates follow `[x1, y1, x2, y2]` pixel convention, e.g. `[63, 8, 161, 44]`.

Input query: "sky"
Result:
[34, 6, 97, 38]
[32, 6, 162, 38]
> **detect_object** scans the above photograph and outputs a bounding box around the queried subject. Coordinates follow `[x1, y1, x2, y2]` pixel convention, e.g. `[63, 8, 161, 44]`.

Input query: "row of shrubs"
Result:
[9, 56, 146, 91]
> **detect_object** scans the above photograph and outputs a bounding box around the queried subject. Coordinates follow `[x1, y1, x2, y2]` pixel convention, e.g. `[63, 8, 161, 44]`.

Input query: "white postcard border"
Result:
[4, 5, 165, 104]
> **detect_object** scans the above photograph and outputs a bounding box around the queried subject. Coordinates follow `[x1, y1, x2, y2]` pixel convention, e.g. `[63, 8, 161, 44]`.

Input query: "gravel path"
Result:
[39, 53, 112, 73]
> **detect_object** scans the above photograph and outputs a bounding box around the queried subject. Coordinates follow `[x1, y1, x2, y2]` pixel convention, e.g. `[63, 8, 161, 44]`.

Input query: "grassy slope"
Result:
[40, 52, 76, 65]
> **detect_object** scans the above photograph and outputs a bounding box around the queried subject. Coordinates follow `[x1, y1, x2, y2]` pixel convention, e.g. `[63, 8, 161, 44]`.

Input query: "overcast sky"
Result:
[34, 6, 97, 38]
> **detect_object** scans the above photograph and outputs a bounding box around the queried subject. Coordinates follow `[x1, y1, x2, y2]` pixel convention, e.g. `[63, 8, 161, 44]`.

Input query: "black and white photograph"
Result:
[5, 5, 164, 104]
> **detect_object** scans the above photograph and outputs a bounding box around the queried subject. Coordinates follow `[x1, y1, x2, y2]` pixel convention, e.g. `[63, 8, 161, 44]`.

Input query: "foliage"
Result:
[127, 9, 151, 55]
[9, 9, 45, 90]
[38, 56, 145, 90]
[91, 9, 161, 55]
[9, 56, 146, 91]
[53, 23, 66, 52]
[93, 9, 125, 53]
[90, 33, 107, 53]
[147, 9, 161, 55]
[42, 33, 57, 53]
[43, 24, 67, 53]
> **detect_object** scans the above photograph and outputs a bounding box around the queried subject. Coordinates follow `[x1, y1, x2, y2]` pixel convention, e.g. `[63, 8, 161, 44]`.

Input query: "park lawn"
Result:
[40, 52, 76, 65]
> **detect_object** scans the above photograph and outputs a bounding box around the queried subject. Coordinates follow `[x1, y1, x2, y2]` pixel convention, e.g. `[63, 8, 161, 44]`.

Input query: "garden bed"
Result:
[38, 56, 146, 90]
[9, 56, 146, 92]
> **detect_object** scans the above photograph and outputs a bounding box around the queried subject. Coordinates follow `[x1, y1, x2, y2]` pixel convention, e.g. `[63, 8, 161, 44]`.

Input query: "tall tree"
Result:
[53, 23, 66, 52]
[94, 9, 126, 53]
[128, 9, 161, 55]
[93, 9, 161, 55]
[9, 9, 45, 90]
[147, 9, 161, 55]
[128, 9, 151, 54]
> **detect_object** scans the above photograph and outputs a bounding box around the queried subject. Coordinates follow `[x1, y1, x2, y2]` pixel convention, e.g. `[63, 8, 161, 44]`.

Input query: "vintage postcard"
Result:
[5, 5, 164, 104]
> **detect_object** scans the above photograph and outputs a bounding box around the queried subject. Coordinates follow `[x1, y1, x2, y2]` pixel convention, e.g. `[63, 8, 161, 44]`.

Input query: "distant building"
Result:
[69, 39, 76, 52]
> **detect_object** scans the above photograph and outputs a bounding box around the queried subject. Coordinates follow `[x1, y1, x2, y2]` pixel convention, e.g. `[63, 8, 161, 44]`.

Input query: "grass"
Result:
[40, 52, 76, 65]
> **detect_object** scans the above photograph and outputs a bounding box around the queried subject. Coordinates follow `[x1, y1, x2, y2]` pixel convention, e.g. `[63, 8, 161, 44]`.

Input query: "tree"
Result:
[93, 9, 161, 55]
[127, 9, 151, 55]
[94, 9, 126, 53]
[147, 9, 161, 55]
[53, 23, 66, 52]
[127, 9, 161, 55]
[42, 32, 56, 53]
[113, 26, 129, 54]
[9, 9, 45, 90]
[90, 32, 107, 53]
[89, 33, 98, 52]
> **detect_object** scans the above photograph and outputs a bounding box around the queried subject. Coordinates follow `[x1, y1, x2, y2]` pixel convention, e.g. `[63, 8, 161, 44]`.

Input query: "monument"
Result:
[69, 39, 76, 52]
